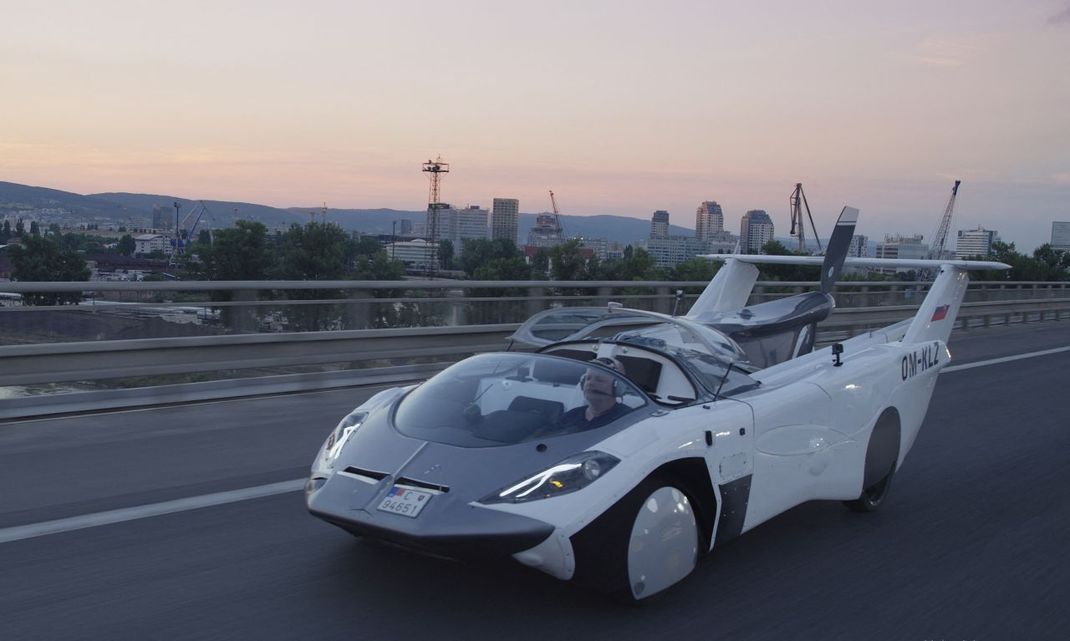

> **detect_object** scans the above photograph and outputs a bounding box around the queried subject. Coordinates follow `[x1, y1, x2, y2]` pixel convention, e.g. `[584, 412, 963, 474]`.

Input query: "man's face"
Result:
[583, 368, 616, 401]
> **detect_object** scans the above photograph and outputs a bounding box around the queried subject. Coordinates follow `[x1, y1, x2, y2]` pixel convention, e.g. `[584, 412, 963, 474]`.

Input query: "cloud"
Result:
[1049, 5, 1070, 25]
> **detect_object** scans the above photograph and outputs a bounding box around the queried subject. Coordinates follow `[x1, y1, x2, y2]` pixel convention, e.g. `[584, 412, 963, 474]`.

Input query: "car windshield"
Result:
[393, 353, 647, 447]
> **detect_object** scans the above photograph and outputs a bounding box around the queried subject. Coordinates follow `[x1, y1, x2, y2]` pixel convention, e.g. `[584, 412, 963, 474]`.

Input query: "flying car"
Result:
[306, 207, 1009, 601]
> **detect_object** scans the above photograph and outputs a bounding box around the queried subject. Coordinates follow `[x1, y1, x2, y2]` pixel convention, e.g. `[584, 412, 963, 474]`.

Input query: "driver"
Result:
[557, 357, 630, 430]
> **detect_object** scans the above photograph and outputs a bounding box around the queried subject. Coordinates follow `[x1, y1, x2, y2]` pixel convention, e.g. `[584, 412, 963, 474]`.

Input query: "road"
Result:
[1, 322, 1068, 640]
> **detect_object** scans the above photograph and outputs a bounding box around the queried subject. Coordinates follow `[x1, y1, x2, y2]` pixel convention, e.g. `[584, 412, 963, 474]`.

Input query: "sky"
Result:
[1, 0, 1069, 250]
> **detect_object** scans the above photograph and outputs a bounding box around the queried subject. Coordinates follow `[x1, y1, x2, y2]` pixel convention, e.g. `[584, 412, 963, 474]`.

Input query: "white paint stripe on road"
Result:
[944, 345, 1070, 373]
[0, 478, 305, 545]
[4, 342, 1069, 546]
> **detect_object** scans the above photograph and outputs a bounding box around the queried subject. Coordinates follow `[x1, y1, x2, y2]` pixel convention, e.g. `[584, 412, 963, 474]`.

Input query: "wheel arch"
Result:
[569, 457, 717, 593]
[863, 406, 902, 490]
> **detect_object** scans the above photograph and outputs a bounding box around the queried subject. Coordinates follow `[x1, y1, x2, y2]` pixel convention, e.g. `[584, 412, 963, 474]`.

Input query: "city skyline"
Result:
[2, 1, 1068, 251]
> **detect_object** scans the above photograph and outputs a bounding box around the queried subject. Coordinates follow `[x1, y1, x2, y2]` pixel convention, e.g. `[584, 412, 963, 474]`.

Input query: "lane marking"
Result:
[3, 341, 1068, 545]
[0, 479, 305, 545]
[0, 383, 400, 426]
[944, 345, 1070, 373]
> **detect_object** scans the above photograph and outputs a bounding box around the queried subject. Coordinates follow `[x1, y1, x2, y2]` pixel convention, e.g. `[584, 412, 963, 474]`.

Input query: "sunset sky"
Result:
[2, 0, 1069, 249]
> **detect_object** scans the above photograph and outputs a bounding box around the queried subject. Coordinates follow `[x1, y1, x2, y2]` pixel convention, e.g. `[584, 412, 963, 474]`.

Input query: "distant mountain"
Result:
[1, 181, 696, 245]
[92, 192, 306, 229]
[0, 181, 132, 220]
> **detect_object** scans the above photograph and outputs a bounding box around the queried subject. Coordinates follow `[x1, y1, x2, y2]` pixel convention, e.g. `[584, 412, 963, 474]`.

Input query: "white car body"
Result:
[307, 207, 1008, 600]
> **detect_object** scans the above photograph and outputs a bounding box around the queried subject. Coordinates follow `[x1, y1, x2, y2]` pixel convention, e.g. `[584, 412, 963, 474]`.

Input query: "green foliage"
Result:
[458, 238, 524, 278]
[276, 221, 350, 280]
[670, 257, 719, 282]
[117, 234, 136, 256]
[981, 241, 1070, 281]
[0, 220, 11, 244]
[438, 239, 454, 270]
[8, 234, 90, 305]
[550, 239, 592, 281]
[193, 220, 271, 281]
[593, 246, 662, 281]
[758, 240, 821, 281]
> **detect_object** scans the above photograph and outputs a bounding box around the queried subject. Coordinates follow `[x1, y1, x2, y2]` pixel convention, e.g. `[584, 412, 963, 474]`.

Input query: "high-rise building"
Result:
[491, 198, 519, 245]
[650, 210, 670, 239]
[695, 201, 724, 241]
[639, 236, 714, 268]
[1052, 221, 1070, 251]
[876, 234, 928, 260]
[452, 205, 489, 248]
[424, 204, 489, 248]
[740, 210, 774, 253]
[955, 227, 999, 259]
[526, 214, 564, 248]
[398, 219, 413, 236]
[849, 234, 869, 257]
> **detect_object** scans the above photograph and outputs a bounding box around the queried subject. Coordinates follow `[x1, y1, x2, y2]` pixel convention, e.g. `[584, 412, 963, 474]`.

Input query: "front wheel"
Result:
[572, 476, 701, 602]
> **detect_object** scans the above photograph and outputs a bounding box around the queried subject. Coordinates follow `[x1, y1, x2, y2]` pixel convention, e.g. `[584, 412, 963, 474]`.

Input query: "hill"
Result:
[1, 181, 696, 245]
[0, 181, 133, 221]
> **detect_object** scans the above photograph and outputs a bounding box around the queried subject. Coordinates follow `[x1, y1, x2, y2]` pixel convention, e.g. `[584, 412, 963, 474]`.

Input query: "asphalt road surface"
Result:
[1, 322, 1068, 640]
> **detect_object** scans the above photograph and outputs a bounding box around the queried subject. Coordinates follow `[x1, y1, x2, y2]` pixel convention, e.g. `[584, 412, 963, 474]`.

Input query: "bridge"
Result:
[0, 280, 1068, 639]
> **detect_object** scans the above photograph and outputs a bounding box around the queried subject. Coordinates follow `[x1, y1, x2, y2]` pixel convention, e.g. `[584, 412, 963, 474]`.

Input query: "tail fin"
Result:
[820, 206, 858, 294]
[903, 265, 970, 344]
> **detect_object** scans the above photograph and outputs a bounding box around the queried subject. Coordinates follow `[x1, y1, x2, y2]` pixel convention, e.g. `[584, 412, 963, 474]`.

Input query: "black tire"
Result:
[571, 475, 701, 602]
[843, 468, 893, 512]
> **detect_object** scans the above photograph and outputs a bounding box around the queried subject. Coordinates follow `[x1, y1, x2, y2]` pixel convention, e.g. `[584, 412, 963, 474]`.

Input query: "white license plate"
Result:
[376, 486, 433, 518]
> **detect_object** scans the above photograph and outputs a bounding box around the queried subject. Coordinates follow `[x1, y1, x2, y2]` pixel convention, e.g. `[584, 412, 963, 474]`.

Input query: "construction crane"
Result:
[168, 201, 213, 267]
[928, 180, 961, 260]
[789, 183, 822, 254]
[549, 190, 565, 239]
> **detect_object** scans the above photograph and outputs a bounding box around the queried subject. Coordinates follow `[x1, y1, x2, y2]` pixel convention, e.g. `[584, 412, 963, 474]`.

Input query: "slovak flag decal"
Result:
[931, 305, 949, 322]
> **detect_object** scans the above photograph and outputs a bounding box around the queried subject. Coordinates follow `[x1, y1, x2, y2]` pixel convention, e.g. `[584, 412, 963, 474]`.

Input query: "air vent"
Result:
[342, 466, 389, 481]
[396, 477, 450, 494]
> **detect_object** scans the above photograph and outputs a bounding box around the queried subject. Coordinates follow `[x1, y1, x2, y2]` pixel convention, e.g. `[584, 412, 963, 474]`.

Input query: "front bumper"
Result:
[306, 473, 554, 561]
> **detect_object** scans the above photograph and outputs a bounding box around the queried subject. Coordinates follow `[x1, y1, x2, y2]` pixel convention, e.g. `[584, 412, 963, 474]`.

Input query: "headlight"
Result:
[321, 411, 367, 467]
[482, 451, 620, 504]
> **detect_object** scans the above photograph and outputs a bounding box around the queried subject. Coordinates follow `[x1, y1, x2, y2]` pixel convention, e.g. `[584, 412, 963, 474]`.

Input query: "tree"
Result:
[194, 220, 271, 280]
[594, 246, 660, 281]
[29, 221, 40, 236]
[275, 221, 354, 331]
[438, 239, 454, 271]
[8, 235, 91, 305]
[670, 257, 719, 282]
[117, 234, 136, 257]
[189, 220, 271, 331]
[550, 239, 592, 281]
[15, 219, 25, 237]
[458, 238, 524, 278]
[276, 221, 350, 280]
[758, 240, 820, 281]
[0, 220, 10, 244]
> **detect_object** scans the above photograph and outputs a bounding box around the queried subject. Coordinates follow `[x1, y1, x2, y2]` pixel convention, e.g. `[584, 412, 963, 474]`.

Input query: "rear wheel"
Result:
[844, 468, 893, 512]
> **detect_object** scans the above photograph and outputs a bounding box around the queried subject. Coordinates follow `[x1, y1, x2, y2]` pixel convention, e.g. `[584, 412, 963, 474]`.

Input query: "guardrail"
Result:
[1, 282, 1068, 419]
[3, 279, 1068, 345]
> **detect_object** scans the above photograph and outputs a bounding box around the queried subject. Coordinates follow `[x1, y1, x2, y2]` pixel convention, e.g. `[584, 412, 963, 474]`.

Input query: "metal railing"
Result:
[3, 279, 1068, 345]
[1, 279, 1067, 418]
